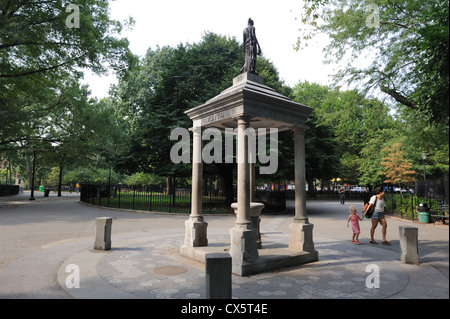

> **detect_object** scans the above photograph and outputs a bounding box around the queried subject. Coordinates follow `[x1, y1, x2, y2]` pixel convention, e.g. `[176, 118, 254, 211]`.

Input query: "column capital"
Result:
[290, 125, 309, 135]
[234, 115, 252, 125]
[189, 126, 204, 134]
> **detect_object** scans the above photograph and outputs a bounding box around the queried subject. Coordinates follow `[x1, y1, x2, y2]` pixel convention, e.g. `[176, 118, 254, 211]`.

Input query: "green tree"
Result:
[394, 105, 449, 179]
[358, 127, 400, 187]
[301, 84, 396, 186]
[22, 78, 126, 194]
[112, 32, 290, 203]
[0, 0, 132, 78]
[291, 81, 339, 194]
[296, 0, 449, 126]
[0, 0, 133, 149]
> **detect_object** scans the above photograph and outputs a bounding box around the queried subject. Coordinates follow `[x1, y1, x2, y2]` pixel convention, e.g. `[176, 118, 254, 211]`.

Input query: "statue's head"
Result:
[248, 18, 254, 26]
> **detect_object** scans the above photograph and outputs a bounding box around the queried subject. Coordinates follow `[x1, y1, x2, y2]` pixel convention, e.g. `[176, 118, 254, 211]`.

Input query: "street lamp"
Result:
[6, 163, 9, 185]
[29, 146, 37, 200]
[421, 152, 427, 181]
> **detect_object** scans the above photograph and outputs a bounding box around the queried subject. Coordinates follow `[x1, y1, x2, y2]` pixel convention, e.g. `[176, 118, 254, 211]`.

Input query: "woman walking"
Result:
[365, 187, 391, 245]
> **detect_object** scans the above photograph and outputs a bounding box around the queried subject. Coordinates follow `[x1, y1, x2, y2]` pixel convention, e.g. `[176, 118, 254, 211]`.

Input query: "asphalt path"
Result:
[0, 192, 448, 299]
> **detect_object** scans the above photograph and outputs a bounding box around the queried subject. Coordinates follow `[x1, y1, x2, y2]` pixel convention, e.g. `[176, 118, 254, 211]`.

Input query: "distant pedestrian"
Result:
[364, 187, 390, 245]
[339, 186, 345, 205]
[347, 205, 363, 244]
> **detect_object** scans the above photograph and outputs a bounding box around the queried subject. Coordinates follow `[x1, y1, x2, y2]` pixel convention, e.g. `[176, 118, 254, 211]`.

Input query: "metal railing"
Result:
[0, 185, 19, 197]
[80, 184, 287, 215]
[384, 192, 443, 221]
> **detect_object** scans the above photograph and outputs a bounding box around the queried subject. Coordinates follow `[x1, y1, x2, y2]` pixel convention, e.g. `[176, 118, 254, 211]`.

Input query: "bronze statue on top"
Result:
[241, 18, 261, 74]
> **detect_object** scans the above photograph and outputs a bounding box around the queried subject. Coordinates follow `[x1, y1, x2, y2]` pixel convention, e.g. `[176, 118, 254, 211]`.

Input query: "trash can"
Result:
[39, 185, 44, 192]
[417, 203, 430, 223]
[44, 188, 50, 197]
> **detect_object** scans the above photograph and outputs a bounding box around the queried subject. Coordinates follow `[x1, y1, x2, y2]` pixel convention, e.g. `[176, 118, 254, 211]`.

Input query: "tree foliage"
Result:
[0, 0, 133, 78]
[297, 0, 449, 126]
[381, 142, 418, 187]
[0, 0, 132, 149]
[0, 0, 132, 189]
[292, 80, 402, 187]
[112, 32, 290, 177]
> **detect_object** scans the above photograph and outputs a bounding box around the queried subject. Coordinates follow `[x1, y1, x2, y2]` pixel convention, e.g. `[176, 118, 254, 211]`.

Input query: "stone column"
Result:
[249, 128, 256, 203]
[236, 116, 251, 226]
[289, 126, 315, 252]
[250, 163, 255, 202]
[229, 116, 258, 265]
[184, 125, 208, 247]
[293, 126, 308, 223]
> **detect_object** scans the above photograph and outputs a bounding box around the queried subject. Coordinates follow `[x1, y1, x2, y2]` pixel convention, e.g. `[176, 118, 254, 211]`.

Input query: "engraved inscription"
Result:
[203, 112, 225, 125]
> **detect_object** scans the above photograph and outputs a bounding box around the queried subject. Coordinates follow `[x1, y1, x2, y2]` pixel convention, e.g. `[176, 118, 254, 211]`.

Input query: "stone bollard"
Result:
[399, 226, 419, 264]
[94, 217, 113, 251]
[205, 253, 232, 299]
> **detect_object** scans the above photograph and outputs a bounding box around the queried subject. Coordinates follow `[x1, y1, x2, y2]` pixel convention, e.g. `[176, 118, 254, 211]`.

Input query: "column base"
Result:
[289, 221, 315, 252]
[231, 202, 264, 249]
[251, 216, 262, 249]
[229, 224, 259, 267]
[183, 217, 208, 247]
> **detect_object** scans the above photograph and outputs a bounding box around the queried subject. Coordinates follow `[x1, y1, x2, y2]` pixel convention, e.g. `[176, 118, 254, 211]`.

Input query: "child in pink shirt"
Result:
[347, 205, 363, 244]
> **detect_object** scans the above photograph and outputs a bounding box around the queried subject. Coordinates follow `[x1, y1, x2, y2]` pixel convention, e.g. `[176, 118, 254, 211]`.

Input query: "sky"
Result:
[83, 0, 335, 99]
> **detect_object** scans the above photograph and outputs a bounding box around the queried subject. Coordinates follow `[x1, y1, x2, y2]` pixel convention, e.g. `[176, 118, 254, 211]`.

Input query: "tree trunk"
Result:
[25, 153, 32, 189]
[218, 164, 235, 207]
[166, 176, 173, 195]
[307, 176, 315, 198]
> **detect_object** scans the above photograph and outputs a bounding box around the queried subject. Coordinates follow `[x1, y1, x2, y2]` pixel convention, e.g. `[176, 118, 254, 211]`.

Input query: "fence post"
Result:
[172, 177, 176, 210]
[132, 186, 135, 210]
[149, 187, 153, 211]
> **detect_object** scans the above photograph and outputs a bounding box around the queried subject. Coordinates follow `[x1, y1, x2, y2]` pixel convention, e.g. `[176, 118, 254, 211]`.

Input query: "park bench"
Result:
[431, 204, 449, 225]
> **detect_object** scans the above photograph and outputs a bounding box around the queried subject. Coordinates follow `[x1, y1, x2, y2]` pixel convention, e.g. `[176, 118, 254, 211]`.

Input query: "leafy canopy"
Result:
[296, 0, 449, 126]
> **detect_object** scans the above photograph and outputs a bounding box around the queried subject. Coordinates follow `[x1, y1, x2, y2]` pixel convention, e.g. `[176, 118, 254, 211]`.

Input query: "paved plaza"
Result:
[0, 191, 448, 302]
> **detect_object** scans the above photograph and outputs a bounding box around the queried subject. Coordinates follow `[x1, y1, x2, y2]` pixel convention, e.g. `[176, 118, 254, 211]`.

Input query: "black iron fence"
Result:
[80, 184, 286, 215]
[80, 183, 446, 221]
[286, 190, 368, 201]
[254, 189, 286, 213]
[415, 174, 449, 205]
[0, 185, 19, 197]
[384, 192, 444, 221]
